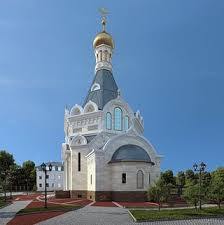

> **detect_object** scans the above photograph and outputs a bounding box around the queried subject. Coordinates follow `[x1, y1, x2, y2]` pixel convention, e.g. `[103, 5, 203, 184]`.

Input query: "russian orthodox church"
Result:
[62, 15, 162, 202]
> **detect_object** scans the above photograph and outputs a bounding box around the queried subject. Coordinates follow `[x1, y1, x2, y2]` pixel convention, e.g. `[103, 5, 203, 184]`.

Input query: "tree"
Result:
[22, 160, 36, 191]
[208, 168, 224, 209]
[0, 150, 15, 173]
[185, 169, 196, 184]
[176, 171, 185, 195]
[0, 150, 15, 201]
[148, 179, 171, 211]
[176, 171, 185, 186]
[183, 182, 199, 209]
[161, 170, 176, 186]
[201, 171, 211, 187]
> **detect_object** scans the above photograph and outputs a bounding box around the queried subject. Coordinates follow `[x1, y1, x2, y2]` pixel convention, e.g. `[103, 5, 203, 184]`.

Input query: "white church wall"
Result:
[110, 162, 153, 191]
[87, 152, 96, 191]
[70, 147, 89, 191]
[94, 152, 112, 191]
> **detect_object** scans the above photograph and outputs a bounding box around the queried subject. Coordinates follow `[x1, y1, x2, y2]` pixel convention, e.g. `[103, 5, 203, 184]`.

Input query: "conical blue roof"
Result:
[83, 69, 118, 110]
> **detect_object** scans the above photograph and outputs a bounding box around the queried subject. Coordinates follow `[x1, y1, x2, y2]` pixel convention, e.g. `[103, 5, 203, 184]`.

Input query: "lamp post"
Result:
[41, 163, 52, 208]
[193, 162, 206, 210]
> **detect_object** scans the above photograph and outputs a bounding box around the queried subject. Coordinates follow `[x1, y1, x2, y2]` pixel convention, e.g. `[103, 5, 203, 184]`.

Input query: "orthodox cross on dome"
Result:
[99, 7, 109, 31]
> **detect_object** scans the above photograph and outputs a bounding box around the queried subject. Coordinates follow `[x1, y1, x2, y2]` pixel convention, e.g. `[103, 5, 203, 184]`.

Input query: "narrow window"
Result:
[149, 173, 151, 185]
[39, 183, 42, 187]
[137, 170, 144, 189]
[78, 152, 81, 171]
[106, 112, 112, 130]
[124, 116, 129, 130]
[114, 107, 122, 130]
[100, 50, 102, 61]
[91, 174, 92, 185]
[46, 175, 49, 179]
[122, 173, 126, 184]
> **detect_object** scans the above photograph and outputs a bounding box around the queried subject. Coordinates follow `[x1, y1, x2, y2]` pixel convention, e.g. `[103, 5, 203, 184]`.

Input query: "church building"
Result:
[62, 14, 162, 202]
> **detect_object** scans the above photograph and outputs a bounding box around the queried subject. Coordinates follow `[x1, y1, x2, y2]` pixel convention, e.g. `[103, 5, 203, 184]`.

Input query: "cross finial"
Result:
[99, 8, 109, 31]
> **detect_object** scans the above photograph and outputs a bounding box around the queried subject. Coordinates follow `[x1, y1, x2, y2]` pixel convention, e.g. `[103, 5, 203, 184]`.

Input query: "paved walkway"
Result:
[37, 205, 224, 225]
[0, 200, 31, 225]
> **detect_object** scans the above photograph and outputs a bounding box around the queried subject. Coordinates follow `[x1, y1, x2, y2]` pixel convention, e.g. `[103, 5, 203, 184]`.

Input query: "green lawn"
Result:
[130, 207, 224, 222]
[17, 205, 80, 214]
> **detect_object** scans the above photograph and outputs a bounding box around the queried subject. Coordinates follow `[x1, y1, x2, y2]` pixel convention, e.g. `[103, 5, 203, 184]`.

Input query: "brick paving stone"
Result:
[37, 206, 224, 225]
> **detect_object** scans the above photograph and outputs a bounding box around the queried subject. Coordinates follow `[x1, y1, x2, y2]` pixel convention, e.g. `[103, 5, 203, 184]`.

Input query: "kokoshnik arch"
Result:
[62, 13, 163, 202]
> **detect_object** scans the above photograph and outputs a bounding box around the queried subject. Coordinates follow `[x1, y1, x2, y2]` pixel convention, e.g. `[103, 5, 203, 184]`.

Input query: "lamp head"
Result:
[200, 162, 206, 171]
[41, 163, 46, 171]
[193, 163, 198, 171]
[49, 163, 52, 172]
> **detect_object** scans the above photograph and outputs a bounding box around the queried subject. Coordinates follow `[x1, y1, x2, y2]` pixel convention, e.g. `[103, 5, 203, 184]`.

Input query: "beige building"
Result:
[62, 15, 162, 201]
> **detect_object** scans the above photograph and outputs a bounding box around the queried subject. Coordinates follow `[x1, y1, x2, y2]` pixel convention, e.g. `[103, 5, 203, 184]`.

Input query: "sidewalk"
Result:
[0, 200, 31, 225]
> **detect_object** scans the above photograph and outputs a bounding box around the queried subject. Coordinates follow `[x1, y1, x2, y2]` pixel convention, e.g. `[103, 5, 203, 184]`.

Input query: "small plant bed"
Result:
[130, 207, 224, 222]
[17, 205, 80, 215]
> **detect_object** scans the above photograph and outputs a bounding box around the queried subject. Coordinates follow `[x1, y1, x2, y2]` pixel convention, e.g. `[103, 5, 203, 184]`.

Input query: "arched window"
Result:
[114, 107, 122, 130]
[137, 170, 144, 189]
[100, 50, 102, 61]
[106, 112, 112, 130]
[124, 116, 129, 130]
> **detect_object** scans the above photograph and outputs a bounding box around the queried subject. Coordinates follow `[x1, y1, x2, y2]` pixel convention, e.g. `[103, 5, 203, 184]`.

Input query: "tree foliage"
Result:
[183, 182, 199, 209]
[176, 171, 185, 187]
[208, 168, 224, 209]
[148, 177, 172, 210]
[161, 170, 176, 186]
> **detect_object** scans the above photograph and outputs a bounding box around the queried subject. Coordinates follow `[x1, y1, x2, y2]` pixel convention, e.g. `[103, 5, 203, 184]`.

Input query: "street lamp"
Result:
[193, 162, 206, 210]
[41, 162, 52, 208]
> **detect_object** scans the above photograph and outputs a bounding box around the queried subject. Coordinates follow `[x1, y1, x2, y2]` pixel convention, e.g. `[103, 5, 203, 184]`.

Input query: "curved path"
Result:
[0, 200, 31, 225]
[36, 205, 224, 225]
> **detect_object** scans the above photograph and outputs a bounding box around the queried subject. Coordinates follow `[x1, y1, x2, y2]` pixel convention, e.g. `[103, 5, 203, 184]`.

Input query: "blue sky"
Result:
[0, 0, 223, 173]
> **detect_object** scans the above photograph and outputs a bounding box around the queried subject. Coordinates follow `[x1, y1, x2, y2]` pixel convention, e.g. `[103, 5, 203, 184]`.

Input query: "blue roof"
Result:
[110, 144, 153, 163]
[83, 69, 118, 110]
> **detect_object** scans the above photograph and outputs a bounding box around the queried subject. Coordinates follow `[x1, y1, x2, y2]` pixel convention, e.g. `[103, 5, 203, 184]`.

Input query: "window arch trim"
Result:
[106, 112, 112, 130]
[124, 115, 129, 130]
[137, 170, 144, 189]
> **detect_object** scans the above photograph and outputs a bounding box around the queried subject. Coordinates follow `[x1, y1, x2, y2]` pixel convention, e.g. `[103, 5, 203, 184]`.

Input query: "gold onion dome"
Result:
[93, 17, 114, 49]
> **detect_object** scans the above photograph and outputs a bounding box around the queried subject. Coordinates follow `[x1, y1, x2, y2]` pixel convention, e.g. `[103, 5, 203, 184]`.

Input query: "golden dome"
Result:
[93, 31, 114, 49]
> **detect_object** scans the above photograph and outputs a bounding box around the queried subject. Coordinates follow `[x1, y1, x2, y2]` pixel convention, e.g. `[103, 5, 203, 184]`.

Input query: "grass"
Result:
[0, 197, 10, 208]
[130, 207, 224, 221]
[17, 205, 81, 215]
[0, 201, 7, 208]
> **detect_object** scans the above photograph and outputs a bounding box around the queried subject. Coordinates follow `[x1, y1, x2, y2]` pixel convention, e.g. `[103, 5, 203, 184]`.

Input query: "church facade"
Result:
[62, 16, 162, 202]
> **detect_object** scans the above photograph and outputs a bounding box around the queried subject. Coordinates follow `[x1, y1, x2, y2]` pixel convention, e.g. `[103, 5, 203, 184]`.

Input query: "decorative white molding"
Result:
[70, 104, 83, 116]
[91, 83, 100, 91]
[70, 135, 87, 146]
[84, 101, 98, 113]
